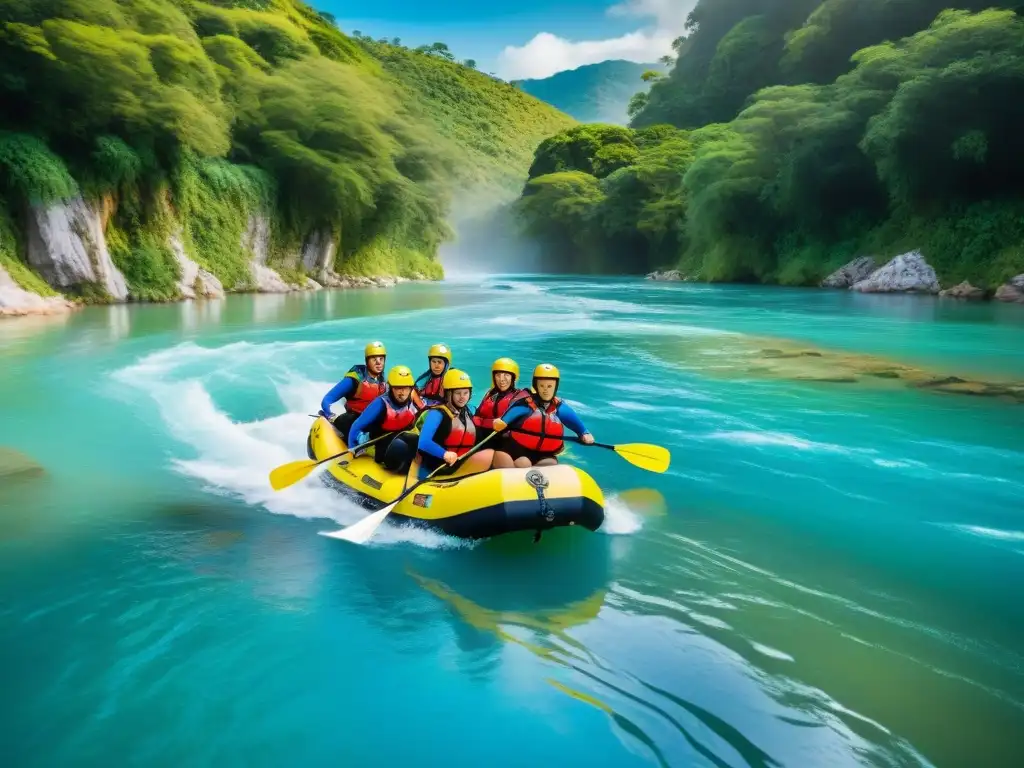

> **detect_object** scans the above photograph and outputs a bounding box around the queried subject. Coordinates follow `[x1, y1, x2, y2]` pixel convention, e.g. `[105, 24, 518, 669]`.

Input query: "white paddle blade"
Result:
[318, 502, 396, 544]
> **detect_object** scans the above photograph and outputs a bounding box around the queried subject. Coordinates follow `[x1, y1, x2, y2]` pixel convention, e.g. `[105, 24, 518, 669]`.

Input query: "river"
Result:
[1, 275, 1022, 767]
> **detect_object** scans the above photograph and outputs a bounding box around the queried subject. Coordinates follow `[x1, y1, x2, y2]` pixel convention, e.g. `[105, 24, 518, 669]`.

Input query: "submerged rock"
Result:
[851, 251, 940, 294]
[821, 256, 876, 288]
[645, 269, 684, 281]
[25, 197, 128, 300]
[0, 265, 75, 317]
[939, 281, 986, 300]
[169, 232, 224, 300]
[0, 447, 45, 481]
[994, 274, 1024, 304]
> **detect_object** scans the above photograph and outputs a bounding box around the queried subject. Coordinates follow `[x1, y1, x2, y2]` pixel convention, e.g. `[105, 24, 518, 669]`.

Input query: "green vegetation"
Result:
[513, 60, 659, 125]
[0, 0, 573, 300]
[514, 2, 1024, 288]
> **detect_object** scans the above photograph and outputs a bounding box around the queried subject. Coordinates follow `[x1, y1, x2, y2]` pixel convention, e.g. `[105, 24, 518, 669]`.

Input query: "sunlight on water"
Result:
[2, 276, 1023, 767]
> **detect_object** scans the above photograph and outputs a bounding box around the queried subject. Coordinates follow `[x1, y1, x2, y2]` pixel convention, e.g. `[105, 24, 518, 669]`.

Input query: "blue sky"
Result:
[313, 1, 694, 79]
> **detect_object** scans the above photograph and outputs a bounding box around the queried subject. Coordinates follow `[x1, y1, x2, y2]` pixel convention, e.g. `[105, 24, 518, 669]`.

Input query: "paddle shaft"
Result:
[378, 430, 501, 510]
[314, 430, 390, 468]
[504, 426, 603, 448]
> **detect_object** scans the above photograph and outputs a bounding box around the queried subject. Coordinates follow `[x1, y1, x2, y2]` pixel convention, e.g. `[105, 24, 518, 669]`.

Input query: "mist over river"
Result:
[2, 275, 1023, 767]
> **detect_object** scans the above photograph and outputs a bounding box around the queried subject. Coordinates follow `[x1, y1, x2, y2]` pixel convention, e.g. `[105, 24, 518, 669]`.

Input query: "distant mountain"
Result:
[514, 60, 660, 125]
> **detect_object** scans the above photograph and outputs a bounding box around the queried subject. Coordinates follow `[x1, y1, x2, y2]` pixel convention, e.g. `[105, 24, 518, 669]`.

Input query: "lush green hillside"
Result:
[513, 60, 659, 125]
[0, 0, 574, 301]
[514, 1, 1024, 289]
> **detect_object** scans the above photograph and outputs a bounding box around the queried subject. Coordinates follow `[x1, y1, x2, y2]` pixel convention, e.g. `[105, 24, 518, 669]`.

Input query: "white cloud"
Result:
[497, 0, 695, 80]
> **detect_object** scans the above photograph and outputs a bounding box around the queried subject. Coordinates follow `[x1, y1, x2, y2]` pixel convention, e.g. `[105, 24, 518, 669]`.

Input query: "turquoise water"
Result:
[2, 275, 1023, 767]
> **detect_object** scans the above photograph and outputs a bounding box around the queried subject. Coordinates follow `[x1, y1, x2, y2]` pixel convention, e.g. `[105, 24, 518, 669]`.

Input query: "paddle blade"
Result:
[613, 443, 671, 473]
[318, 502, 397, 544]
[268, 459, 319, 491]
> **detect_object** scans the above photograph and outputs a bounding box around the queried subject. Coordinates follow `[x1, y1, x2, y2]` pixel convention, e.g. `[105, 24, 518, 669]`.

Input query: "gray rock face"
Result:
[851, 251, 940, 294]
[25, 198, 128, 300]
[994, 274, 1024, 304]
[645, 269, 684, 281]
[169, 233, 224, 300]
[939, 281, 986, 300]
[0, 265, 75, 317]
[300, 229, 335, 277]
[241, 214, 271, 265]
[821, 256, 876, 288]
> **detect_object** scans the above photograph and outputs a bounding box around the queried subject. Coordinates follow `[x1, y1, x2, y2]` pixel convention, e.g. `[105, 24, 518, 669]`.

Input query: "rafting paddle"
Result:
[318, 431, 499, 545]
[269, 432, 391, 491]
[505, 428, 670, 473]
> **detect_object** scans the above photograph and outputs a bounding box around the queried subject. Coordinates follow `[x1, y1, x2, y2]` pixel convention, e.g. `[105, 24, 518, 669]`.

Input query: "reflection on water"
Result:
[3, 278, 1024, 767]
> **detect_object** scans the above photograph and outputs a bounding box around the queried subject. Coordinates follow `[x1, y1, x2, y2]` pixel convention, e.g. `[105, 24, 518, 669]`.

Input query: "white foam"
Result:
[750, 641, 795, 662]
[705, 430, 865, 455]
[111, 342, 469, 549]
[599, 494, 644, 535]
[947, 525, 1024, 543]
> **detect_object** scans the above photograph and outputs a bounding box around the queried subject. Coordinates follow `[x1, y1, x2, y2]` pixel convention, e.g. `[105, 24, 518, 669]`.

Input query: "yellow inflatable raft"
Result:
[307, 416, 605, 539]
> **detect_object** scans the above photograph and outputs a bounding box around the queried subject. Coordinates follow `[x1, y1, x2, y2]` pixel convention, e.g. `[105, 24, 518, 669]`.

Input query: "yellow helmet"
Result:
[491, 357, 519, 381]
[387, 365, 414, 387]
[364, 341, 387, 358]
[427, 343, 452, 363]
[533, 363, 560, 380]
[442, 368, 472, 391]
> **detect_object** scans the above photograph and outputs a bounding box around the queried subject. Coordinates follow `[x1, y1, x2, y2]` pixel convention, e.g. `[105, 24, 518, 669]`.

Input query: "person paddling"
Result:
[473, 357, 528, 440]
[347, 365, 420, 472]
[319, 341, 387, 439]
[413, 369, 494, 479]
[412, 343, 452, 409]
[491, 363, 594, 468]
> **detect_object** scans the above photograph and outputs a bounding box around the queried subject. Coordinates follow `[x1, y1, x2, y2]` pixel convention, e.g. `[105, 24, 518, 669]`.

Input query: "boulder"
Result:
[851, 251, 940, 294]
[821, 256, 876, 288]
[0, 265, 75, 317]
[994, 274, 1024, 304]
[251, 263, 294, 293]
[169, 232, 224, 300]
[939, 281, 985, 300]
[645, 269, 684, 281]
[25, 197, 128, 300]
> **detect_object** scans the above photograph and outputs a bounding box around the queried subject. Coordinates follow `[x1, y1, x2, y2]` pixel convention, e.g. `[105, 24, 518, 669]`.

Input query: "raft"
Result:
[307, 416, 606, 539]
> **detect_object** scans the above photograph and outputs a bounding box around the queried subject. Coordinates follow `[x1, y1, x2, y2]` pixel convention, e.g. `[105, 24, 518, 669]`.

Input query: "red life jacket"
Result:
[344, 365, 386, 414]
[379, 395, 418, 432]
[430, 404, 477, 457]
[510, 396, 564, 454]
[476, 387, 527, 423]
[418, 372, 444, 402]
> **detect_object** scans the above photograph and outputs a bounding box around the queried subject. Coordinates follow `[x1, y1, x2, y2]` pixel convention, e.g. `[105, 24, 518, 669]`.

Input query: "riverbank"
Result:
[0, 196, 440, 319]
[647, 250, 1024, 305]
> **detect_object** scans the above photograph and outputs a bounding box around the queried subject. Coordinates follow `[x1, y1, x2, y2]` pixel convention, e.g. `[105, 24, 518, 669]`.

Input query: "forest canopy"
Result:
[0, 0, 574, 299]
[514, 1, 1024, 287]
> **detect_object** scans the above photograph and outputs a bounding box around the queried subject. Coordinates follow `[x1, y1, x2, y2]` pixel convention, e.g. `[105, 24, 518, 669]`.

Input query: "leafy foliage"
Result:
[0, 0, 574, 298]
[518, 3, 1024, 287]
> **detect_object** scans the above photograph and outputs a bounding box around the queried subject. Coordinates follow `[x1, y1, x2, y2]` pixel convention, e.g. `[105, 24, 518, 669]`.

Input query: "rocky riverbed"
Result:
[646, 250, 1024, 305]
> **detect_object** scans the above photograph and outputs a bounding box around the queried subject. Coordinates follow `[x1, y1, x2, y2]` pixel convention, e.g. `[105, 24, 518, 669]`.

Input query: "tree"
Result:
[463, 58, 477, 69]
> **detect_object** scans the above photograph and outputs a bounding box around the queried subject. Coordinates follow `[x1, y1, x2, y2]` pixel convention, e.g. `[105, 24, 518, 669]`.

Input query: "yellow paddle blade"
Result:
[612, 443, 671, 473]
[268, 458, 320, 491]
